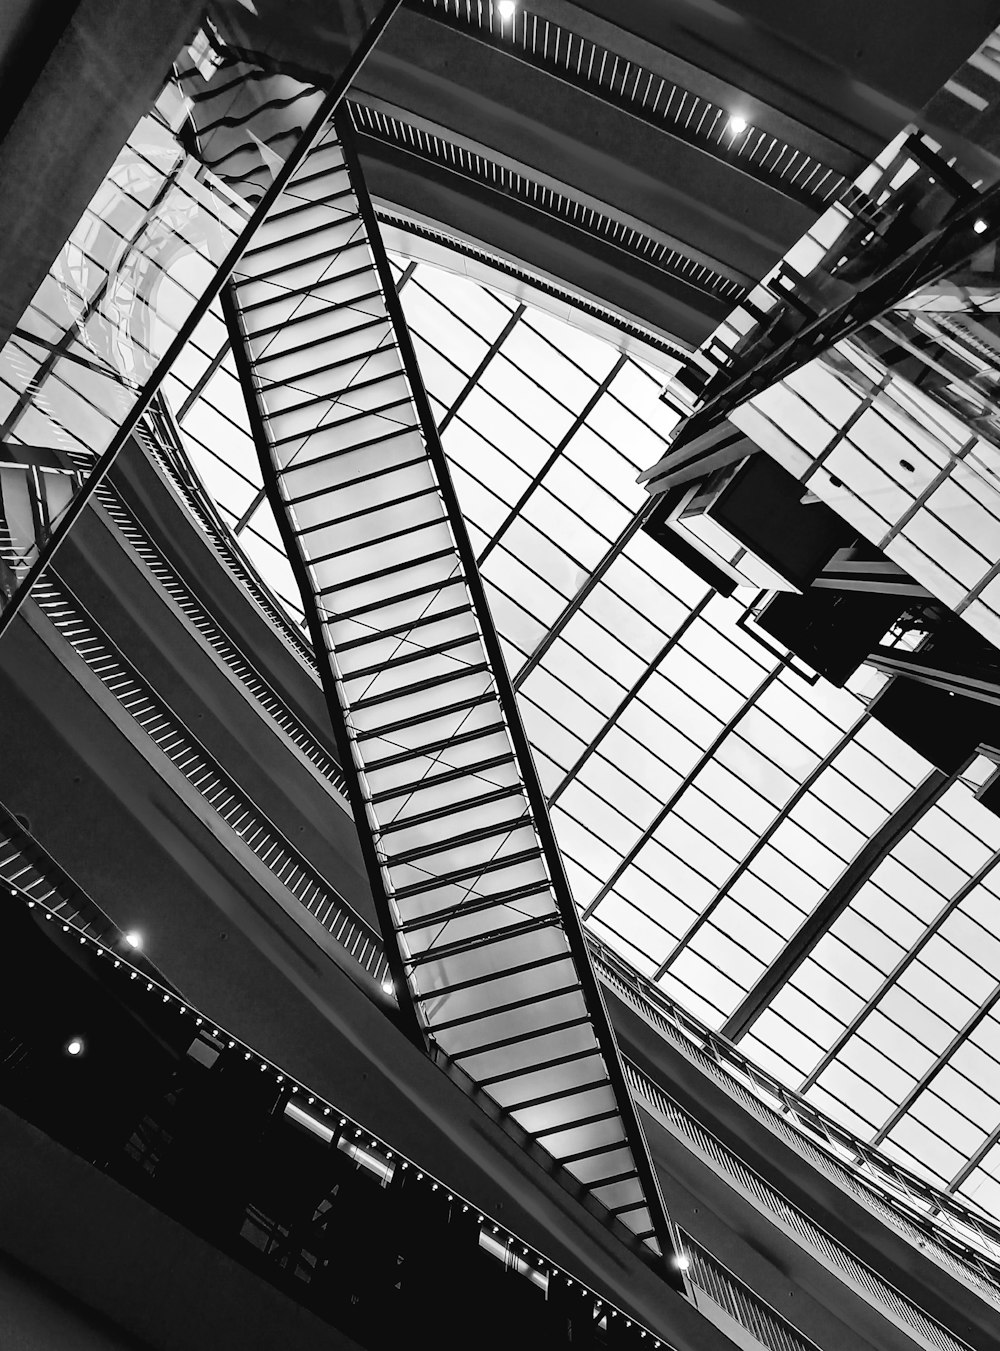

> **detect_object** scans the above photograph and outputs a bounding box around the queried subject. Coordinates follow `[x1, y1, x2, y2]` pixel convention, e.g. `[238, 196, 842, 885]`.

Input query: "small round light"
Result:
[497, 0, 516, 17]
[124, 931, 143, 950]
[65, 1037, 85, 1057]
[381, 978, 394, 995]
[728, 115, 748, 134]
[974, 217, 989, 234]
[674, 1253, 691, 1272]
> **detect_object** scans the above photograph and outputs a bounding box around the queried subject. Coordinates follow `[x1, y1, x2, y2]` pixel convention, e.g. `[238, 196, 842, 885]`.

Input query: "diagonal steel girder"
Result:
[223, 112, 681, 1279]
[0, 2, 399, 643]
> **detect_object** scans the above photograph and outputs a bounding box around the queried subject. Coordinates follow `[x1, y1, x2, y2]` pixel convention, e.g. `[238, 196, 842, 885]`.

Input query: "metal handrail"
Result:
[22, 563, 998, 1344]
[679, 1230, 823, 1351]
[28, 571, 389, 989]
[136, 402, 320, 672]
[627, 1060, 976, 1351]
[346, 99, 746, 305]
[93, 472, 348, 797]
[409, 0, 855, 213]
[595, 937, 1000, 1299]
[130, 407, 1000, 1291]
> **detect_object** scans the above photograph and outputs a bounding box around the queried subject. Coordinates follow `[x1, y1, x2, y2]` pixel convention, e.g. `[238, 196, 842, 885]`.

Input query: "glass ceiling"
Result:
[155, 230, 1000, 1227]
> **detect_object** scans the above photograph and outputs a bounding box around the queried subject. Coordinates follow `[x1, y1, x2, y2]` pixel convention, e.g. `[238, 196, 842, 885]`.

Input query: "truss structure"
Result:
[223, 115, 679, 1274]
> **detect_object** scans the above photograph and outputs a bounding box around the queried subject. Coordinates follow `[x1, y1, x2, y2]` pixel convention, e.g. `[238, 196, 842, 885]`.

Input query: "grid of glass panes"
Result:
[157, 236, 1000, 1212]
[747, 779, 1000, 1201]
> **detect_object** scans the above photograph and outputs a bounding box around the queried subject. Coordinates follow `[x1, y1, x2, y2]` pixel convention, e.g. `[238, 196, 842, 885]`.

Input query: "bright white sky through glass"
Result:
[160, 236, 1000, 1223]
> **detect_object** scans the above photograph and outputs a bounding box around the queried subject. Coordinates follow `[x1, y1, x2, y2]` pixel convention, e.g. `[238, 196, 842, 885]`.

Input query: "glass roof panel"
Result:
[161, 226, 1000, 1224]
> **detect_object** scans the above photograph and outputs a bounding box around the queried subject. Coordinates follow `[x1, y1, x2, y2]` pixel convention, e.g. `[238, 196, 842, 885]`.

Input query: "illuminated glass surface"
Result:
[162, 231, 1000, 1225]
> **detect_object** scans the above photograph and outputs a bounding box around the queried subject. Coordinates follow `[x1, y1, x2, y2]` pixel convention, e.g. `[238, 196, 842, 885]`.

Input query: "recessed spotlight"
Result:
[382, 977, 395, 995]
[497, 0, 516, 17]
[673, 1253, 690, 1272]
[728, 115, 748, 134]
[124, 931, 143, 949]
[65, 1037, 85, 1057]
[974, 217, 988, 234]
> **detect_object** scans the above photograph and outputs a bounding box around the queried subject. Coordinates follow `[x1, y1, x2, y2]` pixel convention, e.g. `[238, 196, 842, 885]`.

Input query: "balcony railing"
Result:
[72, 428, 1000, 1296]
[595, 936, 1000, 1300]
[627, 1060, 977, 1351]
[26, 571, 389, 990]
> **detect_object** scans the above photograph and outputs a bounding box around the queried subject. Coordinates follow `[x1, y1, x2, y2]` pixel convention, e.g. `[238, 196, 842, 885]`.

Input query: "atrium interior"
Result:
[4, 4, 1000, 1351]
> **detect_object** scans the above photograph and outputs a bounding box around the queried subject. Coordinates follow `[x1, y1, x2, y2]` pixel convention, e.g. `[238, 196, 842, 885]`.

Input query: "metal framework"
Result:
[407, 0, 856, 213]
[0, 1, 400, 641]
[222, 113, 681, 1275]
[720, 768, 952, 1043]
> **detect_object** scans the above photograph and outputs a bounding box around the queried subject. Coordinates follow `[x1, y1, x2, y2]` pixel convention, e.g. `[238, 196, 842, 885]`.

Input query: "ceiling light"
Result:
[382, 977, 395, 995]
[974, 217, 988, 234]
[124, 930, 143, 949]
[674, 1253, 691, 1272]
[497, 1, 516, 17]
[65, 1037, 85, 1057]
[728, 115, 748, 134]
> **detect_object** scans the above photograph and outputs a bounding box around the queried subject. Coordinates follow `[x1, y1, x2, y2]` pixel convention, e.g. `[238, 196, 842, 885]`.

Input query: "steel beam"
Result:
[223, 114, 684, 1280]
[721, 768, 952, 1043]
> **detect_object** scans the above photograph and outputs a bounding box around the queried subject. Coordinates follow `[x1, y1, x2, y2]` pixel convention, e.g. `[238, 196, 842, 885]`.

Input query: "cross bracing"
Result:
[221, 117, 679, 1273]
[158, 143, 1000, 1243]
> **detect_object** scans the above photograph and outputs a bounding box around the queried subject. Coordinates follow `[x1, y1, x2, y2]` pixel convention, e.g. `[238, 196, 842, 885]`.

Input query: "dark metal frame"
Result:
[661, 164, 1000, 446]
[404, 0, 850, 213]
[0, 0, 402, 646]
[225, 111, 684, 1285]
[720, 768, 953, 1043]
